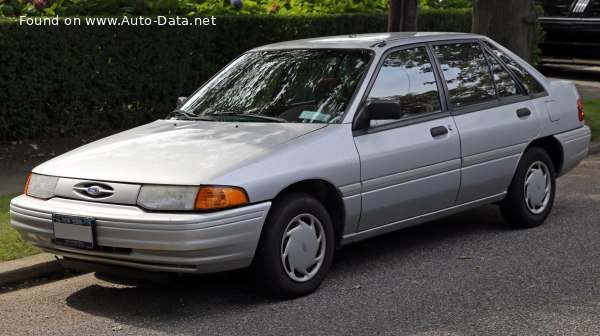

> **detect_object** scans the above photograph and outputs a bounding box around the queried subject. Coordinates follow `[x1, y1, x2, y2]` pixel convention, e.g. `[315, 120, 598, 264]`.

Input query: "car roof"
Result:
[251, 32, 485, 51]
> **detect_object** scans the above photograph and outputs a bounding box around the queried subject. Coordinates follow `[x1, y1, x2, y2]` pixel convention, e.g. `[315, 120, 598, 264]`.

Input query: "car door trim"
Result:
[338, 183, 362, 198]
[361, 159, 462, 194]
[462, 142, 527, 168]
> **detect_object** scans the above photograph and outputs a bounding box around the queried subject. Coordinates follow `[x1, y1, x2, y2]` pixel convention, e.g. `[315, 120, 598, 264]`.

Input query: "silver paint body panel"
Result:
[354, 117, 461, 231]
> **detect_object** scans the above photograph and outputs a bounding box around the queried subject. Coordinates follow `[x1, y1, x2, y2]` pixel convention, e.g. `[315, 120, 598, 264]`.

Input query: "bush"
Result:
[418, 8, 471, 32]
[0, 11, 471, 140]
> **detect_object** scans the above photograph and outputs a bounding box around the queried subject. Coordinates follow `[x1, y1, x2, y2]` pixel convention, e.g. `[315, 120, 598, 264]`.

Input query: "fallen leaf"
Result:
[353, 284, 362, 289]
[29, 144, 39, 151]
[458, 255, 471, 260]
[111, 325, 123, 331]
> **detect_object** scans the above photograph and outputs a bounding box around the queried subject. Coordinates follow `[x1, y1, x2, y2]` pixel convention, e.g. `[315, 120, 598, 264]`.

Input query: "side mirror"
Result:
[176, 96, 188, 108]
[353, 100, 403, 130]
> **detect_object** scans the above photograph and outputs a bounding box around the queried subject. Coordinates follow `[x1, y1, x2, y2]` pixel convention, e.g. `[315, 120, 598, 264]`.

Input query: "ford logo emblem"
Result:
[86, 186, 101, 196]
[73, 182, 115, 199]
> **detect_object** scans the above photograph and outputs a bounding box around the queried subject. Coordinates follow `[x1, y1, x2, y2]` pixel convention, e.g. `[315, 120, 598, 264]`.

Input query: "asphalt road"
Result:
[1, 154, 599, 336]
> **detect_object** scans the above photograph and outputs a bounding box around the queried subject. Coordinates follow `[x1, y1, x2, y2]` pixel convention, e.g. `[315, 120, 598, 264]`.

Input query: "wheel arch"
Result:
[526, 136, 564, 176]
[271, 179, 346, 247]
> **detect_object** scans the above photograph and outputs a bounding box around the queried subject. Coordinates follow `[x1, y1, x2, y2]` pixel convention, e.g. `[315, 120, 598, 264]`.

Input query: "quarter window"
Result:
[368, 46, 441, 119]
[433, 43, 496, 108]
[483, 41, 545, 94]
[484, 49, 524, 99]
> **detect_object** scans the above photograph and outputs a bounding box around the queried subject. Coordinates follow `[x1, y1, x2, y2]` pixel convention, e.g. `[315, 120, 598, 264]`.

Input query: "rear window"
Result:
[483, 41, 546, 95]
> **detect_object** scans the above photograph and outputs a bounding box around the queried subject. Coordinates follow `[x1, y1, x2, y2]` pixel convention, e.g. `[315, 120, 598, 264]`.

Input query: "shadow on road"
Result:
[64, 205, 515, 333]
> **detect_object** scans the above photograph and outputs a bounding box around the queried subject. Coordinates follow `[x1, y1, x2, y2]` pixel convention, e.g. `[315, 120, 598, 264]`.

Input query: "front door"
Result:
[354, 45, 461, 232]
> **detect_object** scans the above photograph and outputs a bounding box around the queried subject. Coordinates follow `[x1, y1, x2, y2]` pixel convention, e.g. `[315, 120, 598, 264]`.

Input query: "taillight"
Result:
[577, 99, 584, 122]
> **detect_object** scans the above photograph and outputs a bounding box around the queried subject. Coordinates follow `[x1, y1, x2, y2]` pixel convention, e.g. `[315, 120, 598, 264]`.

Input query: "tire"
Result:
[500, 147, 556, 228]
[251, 192, 334, 299]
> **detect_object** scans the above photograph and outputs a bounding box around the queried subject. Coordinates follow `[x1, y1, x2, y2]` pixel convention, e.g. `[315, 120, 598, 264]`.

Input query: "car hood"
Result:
[34, 120, 327, 185]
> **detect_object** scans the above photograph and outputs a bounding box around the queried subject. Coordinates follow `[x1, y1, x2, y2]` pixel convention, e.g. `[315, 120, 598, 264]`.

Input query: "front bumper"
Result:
[10, 195, 271, 273]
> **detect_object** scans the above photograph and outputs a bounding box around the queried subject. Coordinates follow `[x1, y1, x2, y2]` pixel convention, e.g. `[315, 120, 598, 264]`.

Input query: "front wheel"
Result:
[251, 193, 334, 299]
[500, 147, 556, 228]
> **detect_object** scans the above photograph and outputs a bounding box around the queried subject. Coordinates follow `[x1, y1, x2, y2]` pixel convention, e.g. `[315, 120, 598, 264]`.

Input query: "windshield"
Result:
[174, 49, 372, 123]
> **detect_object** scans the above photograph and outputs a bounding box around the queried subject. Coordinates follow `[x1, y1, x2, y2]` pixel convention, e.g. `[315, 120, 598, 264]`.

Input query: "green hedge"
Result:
[0, 11, 471, 140]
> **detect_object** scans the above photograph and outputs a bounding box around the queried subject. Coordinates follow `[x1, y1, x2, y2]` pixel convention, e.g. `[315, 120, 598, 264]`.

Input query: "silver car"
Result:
[10, 32, 591, 298]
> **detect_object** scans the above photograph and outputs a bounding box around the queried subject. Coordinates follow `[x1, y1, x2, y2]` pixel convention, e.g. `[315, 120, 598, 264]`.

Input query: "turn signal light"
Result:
[195, 186, 249, 210]
[24, 172, 32, 195]
[577, 99, 585, 122]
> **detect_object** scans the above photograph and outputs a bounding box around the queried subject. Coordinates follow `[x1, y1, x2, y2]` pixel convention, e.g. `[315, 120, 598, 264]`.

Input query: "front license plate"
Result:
[53, 214, 95, 249]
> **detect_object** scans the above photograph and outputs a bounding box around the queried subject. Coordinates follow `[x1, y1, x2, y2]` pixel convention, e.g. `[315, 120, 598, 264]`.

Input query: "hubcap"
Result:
[523, 161, 551, 214]
[280, 213, 326, 282]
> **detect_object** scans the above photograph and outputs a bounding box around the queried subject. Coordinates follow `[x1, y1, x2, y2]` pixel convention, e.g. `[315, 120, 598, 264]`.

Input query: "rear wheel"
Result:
[251, 193, 334, 298]
[500, 147, 556, 228]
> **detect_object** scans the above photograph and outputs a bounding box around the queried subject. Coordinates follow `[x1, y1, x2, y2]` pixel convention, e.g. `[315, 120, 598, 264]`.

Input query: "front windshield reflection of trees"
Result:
[179, 50, 371, 123]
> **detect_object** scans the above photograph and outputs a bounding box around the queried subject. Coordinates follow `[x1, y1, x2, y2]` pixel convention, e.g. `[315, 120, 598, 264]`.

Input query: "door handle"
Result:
[516, 108, 531, 117]
[430, 126, 448, 137]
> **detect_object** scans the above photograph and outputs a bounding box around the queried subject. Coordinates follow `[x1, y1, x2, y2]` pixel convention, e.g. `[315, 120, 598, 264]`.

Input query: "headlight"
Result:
[137, 185, 199, 210]
[25, 173, 59, 199]
[136, 185, 249, 211]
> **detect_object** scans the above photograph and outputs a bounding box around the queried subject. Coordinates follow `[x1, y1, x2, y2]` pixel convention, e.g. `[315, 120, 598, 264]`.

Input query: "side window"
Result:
[433, 43, 496, 108]
[368, 46, 441, 119]
[484, 49, 524, 99]
[483, 41, 545, 94]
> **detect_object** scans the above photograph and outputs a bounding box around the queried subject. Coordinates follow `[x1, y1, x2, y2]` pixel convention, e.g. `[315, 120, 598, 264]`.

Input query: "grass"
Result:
[0, 194, 39, 262]
[583, 99, 600, 141]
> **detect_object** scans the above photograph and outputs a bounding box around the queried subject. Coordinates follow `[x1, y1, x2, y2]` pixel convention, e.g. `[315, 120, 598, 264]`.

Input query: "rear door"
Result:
[431, 41, 542, 204]
[354, 45, 461, 232]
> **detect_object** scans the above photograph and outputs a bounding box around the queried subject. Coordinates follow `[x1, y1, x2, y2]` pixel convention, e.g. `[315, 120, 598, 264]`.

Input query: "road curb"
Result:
[0, 253, 63, 288]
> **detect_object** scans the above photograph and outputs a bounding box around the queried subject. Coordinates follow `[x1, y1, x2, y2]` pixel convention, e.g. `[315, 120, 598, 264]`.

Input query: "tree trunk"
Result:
[472, 0, 537, 62]
[401, 0, 418, 31]
[388, 0, 402, 32]
[388, 0, 418, 32]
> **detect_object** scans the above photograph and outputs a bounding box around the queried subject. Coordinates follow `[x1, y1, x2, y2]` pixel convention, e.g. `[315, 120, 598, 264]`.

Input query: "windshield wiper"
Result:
[211, 111, 287, 123]
[167, 110, 215, 121]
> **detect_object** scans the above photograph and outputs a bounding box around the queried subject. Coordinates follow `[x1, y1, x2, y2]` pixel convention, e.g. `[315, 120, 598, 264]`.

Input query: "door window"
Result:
[368, 46, 441, 120]
[483, 41, 545, 94]
[433, 43, 496, 108]
[484, 49, 525, 99]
